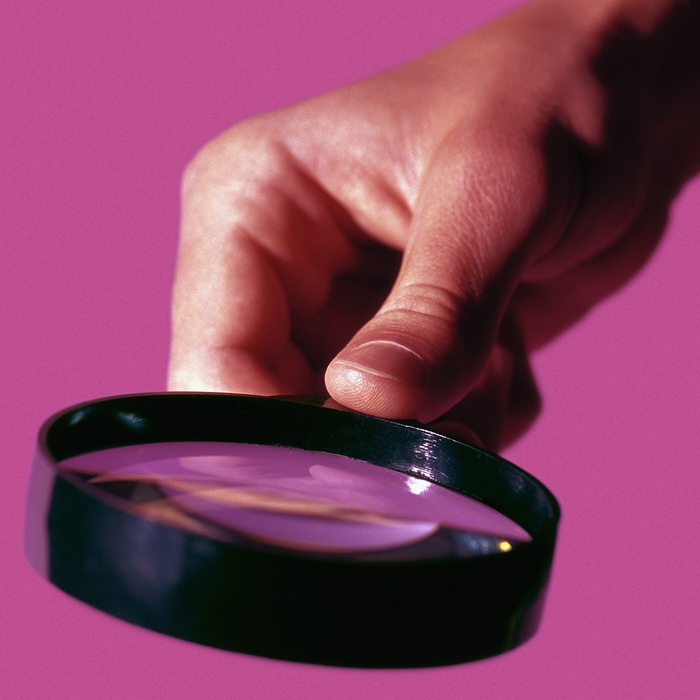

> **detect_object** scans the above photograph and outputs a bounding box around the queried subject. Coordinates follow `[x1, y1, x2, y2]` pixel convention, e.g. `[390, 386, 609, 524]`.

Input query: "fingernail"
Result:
[334, 340, 426, 386]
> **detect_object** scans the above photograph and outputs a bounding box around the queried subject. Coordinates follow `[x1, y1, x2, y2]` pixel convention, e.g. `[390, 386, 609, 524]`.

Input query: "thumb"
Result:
[325, 132, 552, 422]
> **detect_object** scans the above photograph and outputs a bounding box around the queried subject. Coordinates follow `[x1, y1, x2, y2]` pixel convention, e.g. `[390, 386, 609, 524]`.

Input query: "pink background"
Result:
[2, 1, 699, 697]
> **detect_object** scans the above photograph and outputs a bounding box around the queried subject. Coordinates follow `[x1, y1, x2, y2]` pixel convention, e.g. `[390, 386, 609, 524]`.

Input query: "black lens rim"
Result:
[27, 392, 560, 668]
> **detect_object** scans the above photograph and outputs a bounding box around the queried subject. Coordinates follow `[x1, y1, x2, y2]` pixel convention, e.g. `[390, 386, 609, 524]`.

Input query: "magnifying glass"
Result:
[25, 393, 559, 668]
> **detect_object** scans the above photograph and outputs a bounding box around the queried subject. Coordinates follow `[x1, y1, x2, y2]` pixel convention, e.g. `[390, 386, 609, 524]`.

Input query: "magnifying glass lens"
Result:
[59, 442, 530, 560]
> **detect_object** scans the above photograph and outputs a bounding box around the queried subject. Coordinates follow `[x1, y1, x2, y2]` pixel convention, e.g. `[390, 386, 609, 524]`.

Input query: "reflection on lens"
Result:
[59, 442, 530, 560]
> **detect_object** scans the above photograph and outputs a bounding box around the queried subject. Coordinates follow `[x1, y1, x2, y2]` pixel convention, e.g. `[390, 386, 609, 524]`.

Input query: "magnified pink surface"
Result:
[60, 442, 529, 551]
[3, 1, 700, 699]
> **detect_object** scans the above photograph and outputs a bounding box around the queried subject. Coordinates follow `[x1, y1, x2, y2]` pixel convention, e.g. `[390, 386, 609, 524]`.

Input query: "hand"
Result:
[169, 0, 700, 450]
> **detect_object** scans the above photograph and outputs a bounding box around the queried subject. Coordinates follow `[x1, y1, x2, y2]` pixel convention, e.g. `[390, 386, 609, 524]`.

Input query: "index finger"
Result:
[168, 125, 357, 396]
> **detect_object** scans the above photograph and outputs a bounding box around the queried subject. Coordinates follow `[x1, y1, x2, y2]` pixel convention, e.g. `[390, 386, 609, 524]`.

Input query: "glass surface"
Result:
[59, 442, 530, 559]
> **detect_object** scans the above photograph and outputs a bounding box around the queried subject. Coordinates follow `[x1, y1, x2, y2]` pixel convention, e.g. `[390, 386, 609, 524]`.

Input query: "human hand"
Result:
[169, 0, 700, 450]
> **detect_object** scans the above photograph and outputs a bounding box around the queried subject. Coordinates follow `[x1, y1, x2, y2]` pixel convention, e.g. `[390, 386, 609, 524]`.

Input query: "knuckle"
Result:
[180, 116, 282, 200]
[378, 280, 499, 366]
[383, 282, 464, 323]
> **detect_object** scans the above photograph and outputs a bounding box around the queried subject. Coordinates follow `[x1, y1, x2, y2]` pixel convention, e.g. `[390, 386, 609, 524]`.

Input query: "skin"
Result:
[169, 0, 700, 450]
